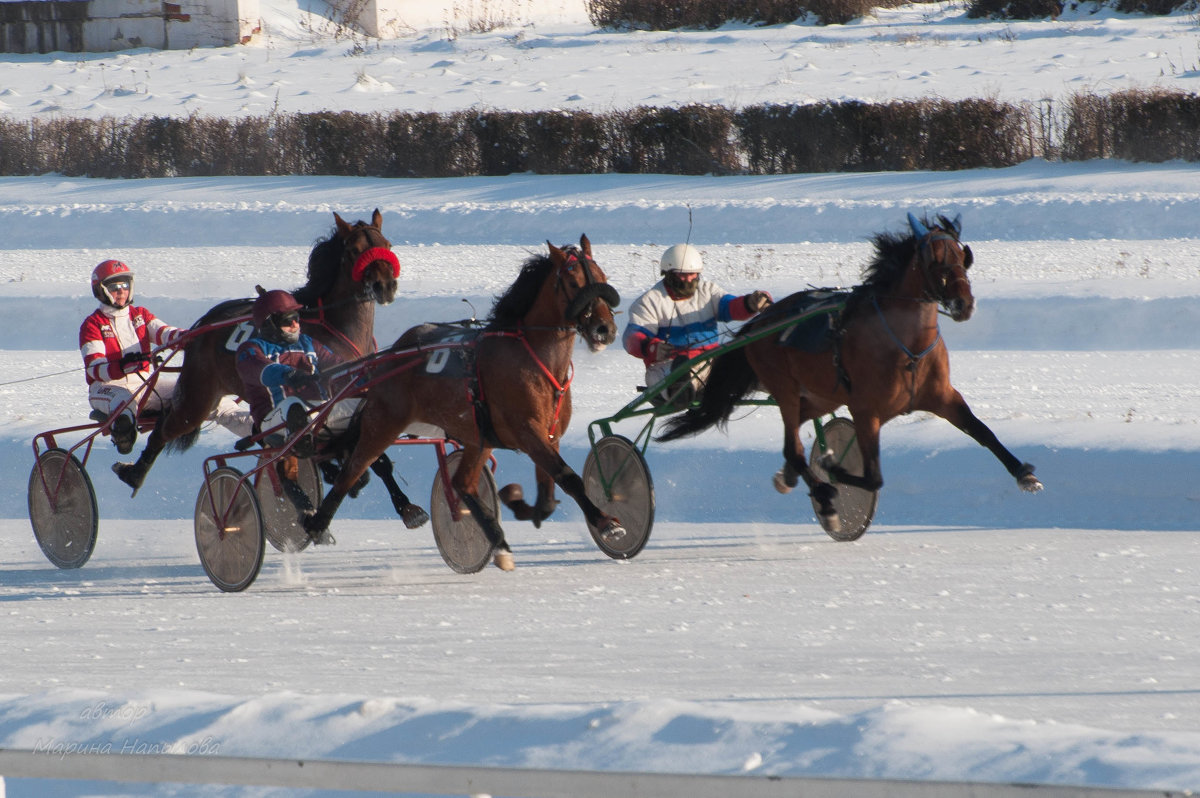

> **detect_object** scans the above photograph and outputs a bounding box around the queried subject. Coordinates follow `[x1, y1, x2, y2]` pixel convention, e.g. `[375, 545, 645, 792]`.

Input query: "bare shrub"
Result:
[967, 0, 1062, 19]
[614, 104, 741, 174]
[1103, 89, 1200, 161]
[289, 111, 388, 175]
[588, 0, 808, 29]
[921, 97, 1032, 168]
[384, 111, 480, 177]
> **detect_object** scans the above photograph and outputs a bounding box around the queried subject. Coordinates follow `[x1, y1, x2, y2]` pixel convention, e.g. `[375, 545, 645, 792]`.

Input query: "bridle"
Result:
[556, 245, 621, 333]
[913, 226, 973, 313]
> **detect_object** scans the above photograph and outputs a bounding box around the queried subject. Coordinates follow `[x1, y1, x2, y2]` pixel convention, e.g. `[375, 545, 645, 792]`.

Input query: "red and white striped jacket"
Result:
[79, 305, 182, 385]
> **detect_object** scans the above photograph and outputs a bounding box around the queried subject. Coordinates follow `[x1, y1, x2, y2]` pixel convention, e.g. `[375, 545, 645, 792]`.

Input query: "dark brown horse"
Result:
[113, 210, 414, 513]
[302, 235, 624, 570]
[659, 213, 1042, 533]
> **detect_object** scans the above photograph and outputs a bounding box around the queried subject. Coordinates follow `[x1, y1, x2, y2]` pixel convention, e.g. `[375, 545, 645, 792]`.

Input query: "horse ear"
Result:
[333, 212, 351, 237]
[950, 213, 962, 236]
[579, 234, 592, 257]
[254, 284, 267, 297]
[546, 240, 564, 260]
[907, 213, 929, 239]
[371, 208, 383, 229]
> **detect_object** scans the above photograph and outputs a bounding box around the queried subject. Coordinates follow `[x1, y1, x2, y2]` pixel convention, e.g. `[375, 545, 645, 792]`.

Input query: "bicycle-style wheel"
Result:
[429, 449, 499, 574]
[809, 417, 878, 541]
[194, 466, 265, 592]
[27, 448, 99, 569]
[256, 455, 322, 553]
[583, 435, 654, 559]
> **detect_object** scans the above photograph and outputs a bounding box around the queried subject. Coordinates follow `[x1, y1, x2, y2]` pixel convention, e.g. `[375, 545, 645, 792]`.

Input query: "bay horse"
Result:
[658, 213, 1043, 533]
[302, 235, 625, 570]
[113, 210, 425, 527]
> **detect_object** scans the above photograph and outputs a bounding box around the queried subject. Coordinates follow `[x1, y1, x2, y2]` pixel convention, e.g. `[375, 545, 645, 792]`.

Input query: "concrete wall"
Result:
[0, 0, 259, 53]
[356, 0, 587, 38]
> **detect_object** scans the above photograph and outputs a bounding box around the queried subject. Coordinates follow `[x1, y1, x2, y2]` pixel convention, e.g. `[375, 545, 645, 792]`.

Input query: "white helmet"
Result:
[659, 244, 703, 274]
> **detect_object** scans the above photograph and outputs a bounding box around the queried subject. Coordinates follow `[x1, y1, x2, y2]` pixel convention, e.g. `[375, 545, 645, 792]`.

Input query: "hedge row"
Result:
[586, 0, 1192, 27]
[0, 91, 1196, 178]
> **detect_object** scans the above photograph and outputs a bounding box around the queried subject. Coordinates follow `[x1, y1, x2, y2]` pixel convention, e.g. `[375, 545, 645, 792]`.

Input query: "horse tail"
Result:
[165, 424, 201, 454]
[656, 345, 757, 442]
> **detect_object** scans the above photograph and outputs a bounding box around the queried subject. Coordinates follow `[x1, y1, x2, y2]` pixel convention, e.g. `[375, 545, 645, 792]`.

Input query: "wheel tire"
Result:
[583, 435, 654, 559]
[256, 456, 321, 553]
[429, 450, 499, 574]
[27, 448, 99, 569]
[809, 417, 878, 541]
[194, 466, 265, 592]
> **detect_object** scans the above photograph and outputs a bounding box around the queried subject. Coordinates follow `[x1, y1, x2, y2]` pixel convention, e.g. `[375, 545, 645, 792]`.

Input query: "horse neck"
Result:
[869, 258, 941, 348]
[515, 279, 575, 377]
[313, 289, 375, 358]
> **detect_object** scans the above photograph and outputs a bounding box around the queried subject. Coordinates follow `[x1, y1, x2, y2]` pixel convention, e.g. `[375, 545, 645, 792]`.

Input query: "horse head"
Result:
[907, 212, 975, 322]
[334, 209, 399, 306]
[548, 234, 620, 352]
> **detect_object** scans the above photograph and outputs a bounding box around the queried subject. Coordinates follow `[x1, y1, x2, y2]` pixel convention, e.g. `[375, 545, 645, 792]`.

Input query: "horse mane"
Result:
[487, 253, 554, 328]
[293, 228, 344, 307]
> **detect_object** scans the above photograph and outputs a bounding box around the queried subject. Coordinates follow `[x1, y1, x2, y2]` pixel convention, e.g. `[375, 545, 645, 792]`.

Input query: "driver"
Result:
[80, 259, 184, 454]
[235, 289, 357, 457]
[622, 244, 772, 409]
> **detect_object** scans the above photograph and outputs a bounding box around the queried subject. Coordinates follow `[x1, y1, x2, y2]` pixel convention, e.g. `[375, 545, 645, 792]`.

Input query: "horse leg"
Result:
[111, 418, 167, 495]
[370, 452, 429, 529]
[519, 435, 625, 543]
[498, 467, 560, 529]
[773, 403, 842, 533]
[934, 392, 1043, 492]
[819, 415, 885, 494]
[303, 427, 396, 540]
[448, 447, 513, 571]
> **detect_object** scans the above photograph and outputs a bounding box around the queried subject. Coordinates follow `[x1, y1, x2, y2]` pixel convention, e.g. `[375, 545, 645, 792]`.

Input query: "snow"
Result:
[4, 1, 1200, 796]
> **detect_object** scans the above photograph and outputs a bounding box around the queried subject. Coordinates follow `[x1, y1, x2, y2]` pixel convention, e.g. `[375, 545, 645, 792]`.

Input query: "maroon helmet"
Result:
[252, 290, 304, 344]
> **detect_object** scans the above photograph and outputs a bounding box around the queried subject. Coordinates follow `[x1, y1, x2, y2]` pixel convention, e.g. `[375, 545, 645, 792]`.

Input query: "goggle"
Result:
[273, 311, 300, 327]
[106, 280, 131, 292]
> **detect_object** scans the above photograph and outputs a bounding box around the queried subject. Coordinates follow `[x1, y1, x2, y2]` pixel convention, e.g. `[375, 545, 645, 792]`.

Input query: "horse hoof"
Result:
[401, 504, 429, 529]
[1017, 463, 1044, 493]
[772, 469, 792, 494]
[493, 550, 515, 571]
[498, 483, 523, 505]
[111, 462, 143, 496]
[310, 529, 337, 546]
[819, 511, 841, 535]
[599, 521, 627, 545]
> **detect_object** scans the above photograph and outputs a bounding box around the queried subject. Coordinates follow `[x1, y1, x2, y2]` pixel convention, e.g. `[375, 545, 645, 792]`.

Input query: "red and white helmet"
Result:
[91, 260, 134, 307]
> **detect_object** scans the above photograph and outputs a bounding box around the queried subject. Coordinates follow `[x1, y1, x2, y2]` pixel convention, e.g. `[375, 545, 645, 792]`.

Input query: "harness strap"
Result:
[482, 327, 574, 442]
[872, 294, 940, 414]
[304, 298, 375, 358]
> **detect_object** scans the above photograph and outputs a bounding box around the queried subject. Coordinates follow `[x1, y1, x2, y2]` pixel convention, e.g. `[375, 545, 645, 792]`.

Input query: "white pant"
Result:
[89, 372, 251, 437]
[89, 372, 175, 420]
[262, 396, 360, 440]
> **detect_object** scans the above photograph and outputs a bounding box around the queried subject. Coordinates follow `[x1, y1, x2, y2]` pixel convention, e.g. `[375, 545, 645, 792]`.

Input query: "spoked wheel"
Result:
[809, 417, 878, 542]
[583, 434, 654, 559]
[194, 466, 265, 592]
[27, 448, 99, 569]
[429, 449, 500, 574]
[255, 455, 322, 553]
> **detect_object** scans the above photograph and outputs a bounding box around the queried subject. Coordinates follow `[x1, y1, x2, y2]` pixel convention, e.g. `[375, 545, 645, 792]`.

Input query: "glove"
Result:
[644, 338, 673, 362]
[745, 290, 773, 313]
[284, 368, 321, 391]
[119, 351, 149, 371]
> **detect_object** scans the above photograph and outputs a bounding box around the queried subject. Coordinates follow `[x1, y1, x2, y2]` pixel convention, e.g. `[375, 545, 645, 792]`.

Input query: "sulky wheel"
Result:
[429, 449, 500, 574]
[255, 455, 322, 553]
[583, 434, 654, 559]
[27, 448, 99, 569]
[194, 466, 265, 592]
[809, 417, 878, 542]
